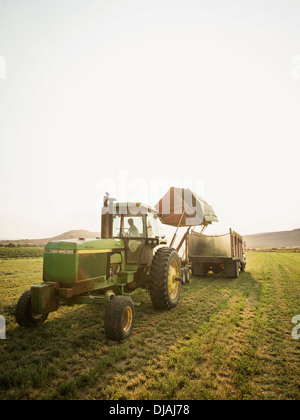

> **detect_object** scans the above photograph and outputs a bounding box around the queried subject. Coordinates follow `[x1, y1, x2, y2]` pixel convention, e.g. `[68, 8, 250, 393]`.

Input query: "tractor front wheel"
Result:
[15, 289, 48, 327]
[104, 296, 135, 341]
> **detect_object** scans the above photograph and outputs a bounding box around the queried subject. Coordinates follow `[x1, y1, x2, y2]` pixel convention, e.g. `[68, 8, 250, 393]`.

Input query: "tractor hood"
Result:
[44, 238, 125, 252]
[155, 187, 218, 227]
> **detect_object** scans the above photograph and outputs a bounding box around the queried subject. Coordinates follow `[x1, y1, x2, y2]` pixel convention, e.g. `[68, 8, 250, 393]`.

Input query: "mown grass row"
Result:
[0, 252, 299, 400]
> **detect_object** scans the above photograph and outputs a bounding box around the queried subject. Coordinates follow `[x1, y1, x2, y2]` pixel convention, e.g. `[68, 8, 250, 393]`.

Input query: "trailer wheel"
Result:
[224, 261, 240, 278]
[104, 296, 135, 341]
[192, 263, 208, 277]
[149, 247, 181, 310]
[181, 267, 186, 285]
[212, 265, 222, 275]
[15, 289, 48, 327]
[186, 268, 190, 283]
[181, 267, 190, 285]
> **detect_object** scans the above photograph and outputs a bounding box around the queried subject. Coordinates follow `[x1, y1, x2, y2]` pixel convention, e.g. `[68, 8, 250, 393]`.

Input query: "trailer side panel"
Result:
[188, 232, 232, 258]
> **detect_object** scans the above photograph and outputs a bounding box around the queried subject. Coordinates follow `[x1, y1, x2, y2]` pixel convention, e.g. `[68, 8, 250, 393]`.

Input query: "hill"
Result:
[244, 228, 300, 249]
[1, 228, 300, 249]
[0, 230, 101, 246]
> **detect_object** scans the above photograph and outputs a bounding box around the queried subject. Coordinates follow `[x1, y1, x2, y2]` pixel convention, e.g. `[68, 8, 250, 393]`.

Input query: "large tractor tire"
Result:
[149, 247, 181, 310]
[15, 289, 48, 327]
[104, 296, 135, 341]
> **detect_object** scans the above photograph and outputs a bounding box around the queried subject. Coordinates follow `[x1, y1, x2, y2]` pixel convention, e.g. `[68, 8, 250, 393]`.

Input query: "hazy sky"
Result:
[0, 0, 299, 239]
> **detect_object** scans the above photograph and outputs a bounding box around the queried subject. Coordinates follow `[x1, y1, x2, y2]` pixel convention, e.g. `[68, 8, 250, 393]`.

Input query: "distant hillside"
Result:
[1, 228, 300, 249]
[0, 230, 101, 246]
[244, 228, 300, 249]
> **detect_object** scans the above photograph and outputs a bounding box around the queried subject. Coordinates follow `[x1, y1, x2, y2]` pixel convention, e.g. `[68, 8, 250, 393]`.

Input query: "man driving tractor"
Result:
[128, 218, 139, 237]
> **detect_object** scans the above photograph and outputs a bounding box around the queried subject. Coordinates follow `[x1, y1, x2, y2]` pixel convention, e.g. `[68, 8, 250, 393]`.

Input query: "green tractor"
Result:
[15, 194, 183, 341]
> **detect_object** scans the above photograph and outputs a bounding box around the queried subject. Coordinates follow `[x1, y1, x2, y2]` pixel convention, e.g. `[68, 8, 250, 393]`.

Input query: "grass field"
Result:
[0, 251, 300, 400]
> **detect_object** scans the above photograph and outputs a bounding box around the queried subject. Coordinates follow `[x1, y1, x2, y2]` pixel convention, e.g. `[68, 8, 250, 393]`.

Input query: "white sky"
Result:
[0, 0, 299, 239]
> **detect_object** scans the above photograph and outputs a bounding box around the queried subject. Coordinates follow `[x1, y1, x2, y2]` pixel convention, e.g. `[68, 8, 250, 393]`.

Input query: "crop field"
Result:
[0, 250, 300, 400]
[0, 247, 44, 259]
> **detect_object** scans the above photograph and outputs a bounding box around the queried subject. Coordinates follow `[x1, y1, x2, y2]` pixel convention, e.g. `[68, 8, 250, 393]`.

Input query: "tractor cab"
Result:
[102, 201, 166, 267]
[111, 203, 162, 240]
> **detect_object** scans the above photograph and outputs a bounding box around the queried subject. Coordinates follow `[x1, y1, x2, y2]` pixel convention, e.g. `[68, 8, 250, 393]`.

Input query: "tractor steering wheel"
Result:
[118, 228, 130, 237]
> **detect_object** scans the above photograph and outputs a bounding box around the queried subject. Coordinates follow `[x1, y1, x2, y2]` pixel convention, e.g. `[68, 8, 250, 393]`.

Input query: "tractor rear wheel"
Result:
[104, 296, 135, 341]
[149, 247, 181, 310]
[15, 289, 48, 327]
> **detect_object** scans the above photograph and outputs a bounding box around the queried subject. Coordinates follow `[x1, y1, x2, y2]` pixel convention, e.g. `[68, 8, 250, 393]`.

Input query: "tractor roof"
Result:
[112, 202, 159, 215]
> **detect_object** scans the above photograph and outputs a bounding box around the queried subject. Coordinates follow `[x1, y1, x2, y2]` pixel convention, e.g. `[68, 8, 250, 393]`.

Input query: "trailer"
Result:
[187, 229, 246, 278]
[155, 188, 246, 279]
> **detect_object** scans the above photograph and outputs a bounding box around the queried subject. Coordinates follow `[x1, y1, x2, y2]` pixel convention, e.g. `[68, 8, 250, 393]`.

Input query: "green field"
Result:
[0, 251, 300, 400]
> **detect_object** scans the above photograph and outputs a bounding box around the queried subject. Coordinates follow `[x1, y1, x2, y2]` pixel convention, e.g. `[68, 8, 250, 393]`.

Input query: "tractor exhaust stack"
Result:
[101, 193, 110, 239]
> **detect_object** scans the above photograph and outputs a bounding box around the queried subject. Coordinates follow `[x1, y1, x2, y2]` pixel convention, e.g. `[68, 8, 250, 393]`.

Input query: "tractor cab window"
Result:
[146, 212, 162, 238]
[123, 216, 145, 237]
[112, 214, 146, 238]
[112, 215, 122, 237]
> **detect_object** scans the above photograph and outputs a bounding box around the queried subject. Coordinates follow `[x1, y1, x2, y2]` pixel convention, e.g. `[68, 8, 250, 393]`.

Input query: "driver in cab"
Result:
[128, 218, 139, 237]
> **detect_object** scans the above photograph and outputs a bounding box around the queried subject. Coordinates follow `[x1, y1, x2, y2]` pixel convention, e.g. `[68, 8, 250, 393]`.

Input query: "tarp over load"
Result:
[155, 187, 218, 227]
